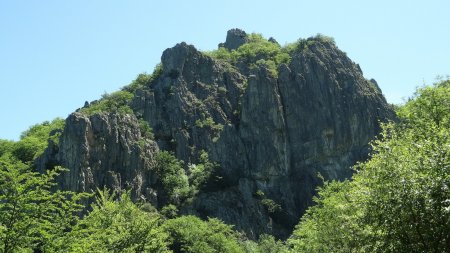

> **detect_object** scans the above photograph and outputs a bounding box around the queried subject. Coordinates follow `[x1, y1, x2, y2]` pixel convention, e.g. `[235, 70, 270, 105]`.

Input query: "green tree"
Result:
[0, 162, 88, 253]
[288, 181, 370, 253]
[252, 234, 288, 253]
[79, 90, 134, 116]
[56, 189, 169, 253]
[10, 118, 65, 164]
[188, 150, 216, 191]
[163, 215, 244, 253]
[155, 151, 190, 205]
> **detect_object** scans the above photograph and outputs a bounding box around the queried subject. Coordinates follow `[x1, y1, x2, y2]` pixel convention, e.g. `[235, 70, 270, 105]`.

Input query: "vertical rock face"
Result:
[38, 29, 395, 239]
[37, 113, 159, 203]
[218, 28, 248, 50]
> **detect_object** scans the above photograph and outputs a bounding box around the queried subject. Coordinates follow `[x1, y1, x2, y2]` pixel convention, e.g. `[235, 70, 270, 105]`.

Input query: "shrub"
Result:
[0, 163, 89, 252]
[260, 198, 282, 214]
[195, 117, 224, 132]
[56, 190, 169, 253]
[139, 119, 154, 140]
[163, 216, 244, 253]
[155, 151, 190, 205]
[122, 63, 164, 93]
[188, 150, 217, 191]
[80, 90, 134, 116]
[11, 118, 65, 163]
[205, 33, 291, 77]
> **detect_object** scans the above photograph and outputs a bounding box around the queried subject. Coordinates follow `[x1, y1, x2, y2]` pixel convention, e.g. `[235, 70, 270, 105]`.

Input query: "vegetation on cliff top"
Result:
[205, 33, 336, 77]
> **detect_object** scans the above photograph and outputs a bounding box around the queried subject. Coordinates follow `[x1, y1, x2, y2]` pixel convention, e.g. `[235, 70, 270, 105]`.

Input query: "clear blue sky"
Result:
[1, 0, 449, 140]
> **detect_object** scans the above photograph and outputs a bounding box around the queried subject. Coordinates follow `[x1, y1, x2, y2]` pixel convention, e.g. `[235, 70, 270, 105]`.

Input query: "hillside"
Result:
[35, 28, 394, 239]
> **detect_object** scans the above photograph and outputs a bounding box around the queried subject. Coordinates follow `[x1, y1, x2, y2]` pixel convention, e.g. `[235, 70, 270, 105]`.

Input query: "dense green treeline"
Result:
[1, 77, 449, 252]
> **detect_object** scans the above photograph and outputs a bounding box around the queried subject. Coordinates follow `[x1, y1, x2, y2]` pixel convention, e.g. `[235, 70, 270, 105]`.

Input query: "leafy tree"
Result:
[246, 234, 288, 253]
[155, 151, 190, 205]
[288, 181, 369, 253]
[56, 189, 169, 253]
[10, 118, 65, 163]
[188, 150, 216, 191]
[163, 215, 244, 253]
[139, 118, 154, 140]
[397, 79, 450, 128]
[122, 63, 164, 93]
[0, 140, 14, 158]
[0, 162, 88, 253]
[79, 90, 134, 116]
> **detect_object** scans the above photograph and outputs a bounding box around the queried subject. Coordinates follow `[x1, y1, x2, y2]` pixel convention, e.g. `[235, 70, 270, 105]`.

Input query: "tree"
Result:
[11, 118, 65, 164]
[163, 215, 245, 253]
[0, 162, 87, 253]
[155, 151, 190, 205]
[56, 189, 169, 253]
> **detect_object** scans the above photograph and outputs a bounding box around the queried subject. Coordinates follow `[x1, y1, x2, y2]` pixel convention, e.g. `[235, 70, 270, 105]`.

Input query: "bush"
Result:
[10, 118, 65, 163]
[56, 189, 169, 253]
[155, 151, 190, 205]
[122, 63, 164, 93]
[188, 150, 217, 191]
[0, 163, 89, 252]
[163, 216, 244, 253]
[206, 33, 291, 77]
[80, 90, 134, 116]
[139, 119, 154, 140]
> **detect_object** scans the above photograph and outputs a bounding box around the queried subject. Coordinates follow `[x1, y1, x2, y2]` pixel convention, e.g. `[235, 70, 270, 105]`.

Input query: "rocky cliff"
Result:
[37, 29, 395, 239]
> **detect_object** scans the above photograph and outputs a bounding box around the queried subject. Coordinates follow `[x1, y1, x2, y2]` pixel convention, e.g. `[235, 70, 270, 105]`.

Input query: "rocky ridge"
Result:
[37, 29, 395, 239]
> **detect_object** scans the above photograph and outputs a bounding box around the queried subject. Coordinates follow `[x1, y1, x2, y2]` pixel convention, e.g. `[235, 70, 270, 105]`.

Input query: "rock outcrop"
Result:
[37, 29, 395, 239]
[37, 113, 159, 203]
[218, 28, 248, 50]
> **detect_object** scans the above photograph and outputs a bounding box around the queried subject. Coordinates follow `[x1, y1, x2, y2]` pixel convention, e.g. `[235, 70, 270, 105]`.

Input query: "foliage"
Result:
[122, 73, 152, 93]
[3, 118, 65, 164]
[397, 79, 450, 128]
[139, 118, 154, 140]
[122, 63, 164, 93]
[289, 34, 336, 53]
[155, 151, 190, 205]
[79, 90, 134, 116]
[255, 234, 288, 253]
[161, 204, 179, 219]
[260, 198, 282, 214]
[0, 140, 14, 159]
[255, 190, 282, 214]
[163, 215, 244, 253]
[188, 150, 216, 191]
[206, 33, 291, 77]
[56, 189, 169, 253]
[288, 79, 450, 252]
[288, 181, 368, 253]
[0, 162, 88, 253]
[195, 117, 224, 132]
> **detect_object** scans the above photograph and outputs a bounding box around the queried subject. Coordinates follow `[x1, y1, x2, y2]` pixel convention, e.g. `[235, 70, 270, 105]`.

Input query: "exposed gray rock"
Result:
[37, 112, 160, 205]
[37, 29, 395, 239]
[218, 28, 248, 50]
[268, 37, 279, 45]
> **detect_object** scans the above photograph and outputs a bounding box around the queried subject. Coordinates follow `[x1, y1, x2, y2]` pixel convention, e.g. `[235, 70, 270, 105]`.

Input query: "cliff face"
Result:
[37, 113, 160, 203]
[37, 29, 394, 239]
